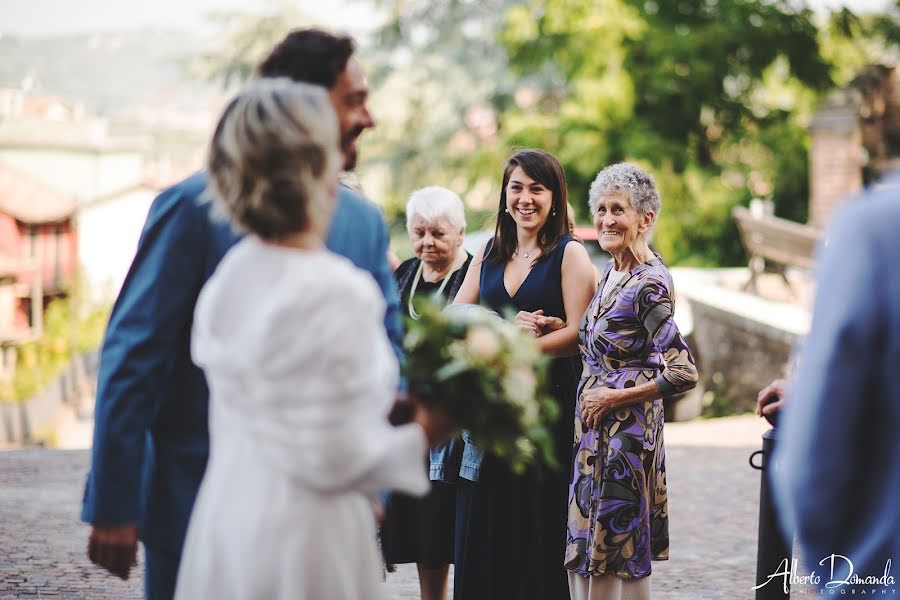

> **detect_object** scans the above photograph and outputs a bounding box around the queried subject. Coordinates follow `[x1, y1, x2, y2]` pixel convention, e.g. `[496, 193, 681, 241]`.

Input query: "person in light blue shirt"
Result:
[773, 168, 900, 587]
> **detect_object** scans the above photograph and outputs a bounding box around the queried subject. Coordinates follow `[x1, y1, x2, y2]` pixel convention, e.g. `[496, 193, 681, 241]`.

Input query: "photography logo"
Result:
[753, 555, 895, 596]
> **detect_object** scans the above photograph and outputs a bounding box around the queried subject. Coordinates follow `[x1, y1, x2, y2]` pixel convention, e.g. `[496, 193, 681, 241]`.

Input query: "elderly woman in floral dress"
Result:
[563, 162, 698, 600]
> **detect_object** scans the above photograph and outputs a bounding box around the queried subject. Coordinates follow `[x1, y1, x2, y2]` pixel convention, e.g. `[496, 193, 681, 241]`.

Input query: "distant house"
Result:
[77, 184, 157, 302]
[0, 136, 157, 305]
[0, 81, 175, 413]
[0, 252, 18, 343]
[0, 165, 78, 339]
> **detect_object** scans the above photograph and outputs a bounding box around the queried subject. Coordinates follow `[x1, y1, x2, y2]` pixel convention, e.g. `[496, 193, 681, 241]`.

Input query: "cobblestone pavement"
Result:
[1, 417, 782, 599]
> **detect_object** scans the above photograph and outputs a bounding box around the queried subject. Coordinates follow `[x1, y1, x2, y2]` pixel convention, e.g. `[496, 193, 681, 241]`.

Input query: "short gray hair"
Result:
[207, 78, 340, 240]
[588, 162, 661, 221]
[406, 186, 467, 232]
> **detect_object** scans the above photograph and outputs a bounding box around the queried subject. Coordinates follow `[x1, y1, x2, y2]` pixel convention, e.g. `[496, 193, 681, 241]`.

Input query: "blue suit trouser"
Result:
[144, 545, 180, 600]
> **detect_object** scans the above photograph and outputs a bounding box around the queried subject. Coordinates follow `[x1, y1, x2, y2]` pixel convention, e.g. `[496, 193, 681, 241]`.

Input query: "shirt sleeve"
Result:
[233, 265, 429, 499]
[81, 186, 209, 525]
[372, 209, 405, 365]
[772, 208, 885, 571]
[635, 273, 699, 397]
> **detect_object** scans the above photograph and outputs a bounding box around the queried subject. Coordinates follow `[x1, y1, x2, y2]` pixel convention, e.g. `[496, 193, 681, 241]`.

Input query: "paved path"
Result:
[1, 416, 785, 599]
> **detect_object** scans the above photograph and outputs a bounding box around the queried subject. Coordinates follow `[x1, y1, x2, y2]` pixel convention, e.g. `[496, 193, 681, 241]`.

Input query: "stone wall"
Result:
[672, 268, 808, 416]
[687, 299, 795, 414]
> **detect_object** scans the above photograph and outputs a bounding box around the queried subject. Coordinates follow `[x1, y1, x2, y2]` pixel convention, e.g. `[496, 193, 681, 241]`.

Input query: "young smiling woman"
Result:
[450, 149, 597, 600]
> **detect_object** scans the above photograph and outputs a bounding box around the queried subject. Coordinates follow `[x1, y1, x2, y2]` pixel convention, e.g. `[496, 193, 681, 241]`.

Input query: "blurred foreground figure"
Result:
[773, 167, 900, 586]
[175, 78, 444, 600]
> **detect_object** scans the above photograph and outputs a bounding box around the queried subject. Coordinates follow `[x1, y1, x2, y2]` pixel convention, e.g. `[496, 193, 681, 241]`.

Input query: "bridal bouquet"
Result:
[402, 301, 559, 473]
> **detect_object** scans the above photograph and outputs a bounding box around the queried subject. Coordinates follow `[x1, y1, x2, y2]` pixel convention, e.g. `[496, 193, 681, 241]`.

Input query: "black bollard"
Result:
[749, 428, 793, 600]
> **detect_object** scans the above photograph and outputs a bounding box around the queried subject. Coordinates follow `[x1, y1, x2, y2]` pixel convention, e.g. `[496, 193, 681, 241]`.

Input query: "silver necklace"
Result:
[515, 245, 539, 259]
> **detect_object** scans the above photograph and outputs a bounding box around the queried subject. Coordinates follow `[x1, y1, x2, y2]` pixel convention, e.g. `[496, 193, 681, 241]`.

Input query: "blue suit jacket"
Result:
[81, 172, 403, 553]
[773, 173, 900, 581]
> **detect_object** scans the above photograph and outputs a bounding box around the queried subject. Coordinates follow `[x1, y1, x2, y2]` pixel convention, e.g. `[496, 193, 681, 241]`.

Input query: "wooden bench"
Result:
[732, 206, 822, 294]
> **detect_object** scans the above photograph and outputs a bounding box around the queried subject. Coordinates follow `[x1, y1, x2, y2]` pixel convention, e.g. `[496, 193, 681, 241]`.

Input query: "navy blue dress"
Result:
[453, 236, 581, 600]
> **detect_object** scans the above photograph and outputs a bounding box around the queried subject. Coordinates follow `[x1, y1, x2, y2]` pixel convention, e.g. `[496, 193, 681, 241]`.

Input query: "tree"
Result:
[184, 3, 315, 89]
[497, 0, 832, 264]
[192, 1, 897, 265]
[369, 0, 845, 264]
[364, 0, 520, 222]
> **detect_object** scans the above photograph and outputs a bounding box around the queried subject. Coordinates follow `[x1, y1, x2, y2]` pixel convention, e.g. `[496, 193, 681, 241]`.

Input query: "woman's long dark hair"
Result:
[487, 149, 570, 265]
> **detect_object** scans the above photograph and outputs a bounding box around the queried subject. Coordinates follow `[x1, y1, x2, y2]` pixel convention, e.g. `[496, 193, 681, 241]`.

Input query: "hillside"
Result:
[0, 30, 219, 116]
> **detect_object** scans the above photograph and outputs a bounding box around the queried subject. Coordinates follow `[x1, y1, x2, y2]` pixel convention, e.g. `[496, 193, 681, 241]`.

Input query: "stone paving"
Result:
[1, 416, 786, 599]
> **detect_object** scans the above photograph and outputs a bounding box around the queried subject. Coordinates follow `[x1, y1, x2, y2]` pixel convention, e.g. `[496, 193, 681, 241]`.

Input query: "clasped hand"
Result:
[580, 387, 621, 429]
[515, 309, 566, 337]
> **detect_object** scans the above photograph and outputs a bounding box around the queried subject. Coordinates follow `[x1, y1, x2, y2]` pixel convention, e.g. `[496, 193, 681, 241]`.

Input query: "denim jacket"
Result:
[428, 434, 485, 482]
[429, 436, 461, 482]
[456, 430, 485, 482]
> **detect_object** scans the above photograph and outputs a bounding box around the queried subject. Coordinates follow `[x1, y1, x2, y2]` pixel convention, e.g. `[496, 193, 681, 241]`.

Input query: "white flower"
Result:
[466, 325, 501, 360]
[447, 340, 469, 362]
[509, 366, 536, 399]
[503, 366, 540, 426]
[515, 437, 535, 459]
[405, 327, 424, 350]
[521, 397, 540, 428]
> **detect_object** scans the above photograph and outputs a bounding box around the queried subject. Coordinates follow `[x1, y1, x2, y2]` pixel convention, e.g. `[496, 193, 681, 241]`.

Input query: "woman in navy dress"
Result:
[451, 149, 597, 599]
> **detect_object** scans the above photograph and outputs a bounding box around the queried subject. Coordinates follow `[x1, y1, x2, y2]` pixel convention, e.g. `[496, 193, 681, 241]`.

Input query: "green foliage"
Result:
[363, 0, 521, 210]
[366, 0, 851, 265]
[648, 163, 745, 266]
[4, 298, 110, 403]
[496, 0, 833, 265]
[192, 0, 897, 267]
[700, 371, 735, 418]
[821, 5, 900, 86]
[184, 3, 315, 88]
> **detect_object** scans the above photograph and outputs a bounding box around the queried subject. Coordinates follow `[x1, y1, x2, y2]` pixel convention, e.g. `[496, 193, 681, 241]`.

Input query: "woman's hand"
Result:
[580, 387, 621, 429]
[515, 309, 545, 337]
[536, 315, 566, 336]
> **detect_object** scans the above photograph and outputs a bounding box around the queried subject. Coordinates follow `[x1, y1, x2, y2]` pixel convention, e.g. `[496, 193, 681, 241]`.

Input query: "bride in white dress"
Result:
[174, 79, 436, 599]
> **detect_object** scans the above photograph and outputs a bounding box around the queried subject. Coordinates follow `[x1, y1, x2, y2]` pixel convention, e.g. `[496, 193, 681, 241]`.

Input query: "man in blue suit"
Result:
[81, 29, 403, 599]
[772, 166, 900, 589]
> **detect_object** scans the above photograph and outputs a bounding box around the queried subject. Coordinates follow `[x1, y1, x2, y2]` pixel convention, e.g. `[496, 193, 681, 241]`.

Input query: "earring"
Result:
[552, 209, 557, 216]
[504, 208, 510, 214]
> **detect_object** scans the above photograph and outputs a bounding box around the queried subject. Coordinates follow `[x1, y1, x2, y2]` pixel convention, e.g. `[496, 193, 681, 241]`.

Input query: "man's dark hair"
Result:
[257, 29, 355, 89]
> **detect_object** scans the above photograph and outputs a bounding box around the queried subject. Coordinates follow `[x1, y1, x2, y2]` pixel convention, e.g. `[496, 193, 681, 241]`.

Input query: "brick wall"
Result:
[807, 93, 864, 229]
[807, 65, 899, 229]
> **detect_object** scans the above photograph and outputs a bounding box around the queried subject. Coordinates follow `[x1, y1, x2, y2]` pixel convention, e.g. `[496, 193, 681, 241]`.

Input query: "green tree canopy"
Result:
[193, 0, 898, 265]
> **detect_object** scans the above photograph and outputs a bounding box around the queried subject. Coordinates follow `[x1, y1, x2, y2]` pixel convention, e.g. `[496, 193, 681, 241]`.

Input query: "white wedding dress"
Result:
[174, 238, 429, 600]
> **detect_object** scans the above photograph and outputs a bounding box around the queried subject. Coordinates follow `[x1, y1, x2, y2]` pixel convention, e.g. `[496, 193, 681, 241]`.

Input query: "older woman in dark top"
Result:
[563, 163, 698, 600]
[382, 185, 471, 600]
[393, 186, 472, 318]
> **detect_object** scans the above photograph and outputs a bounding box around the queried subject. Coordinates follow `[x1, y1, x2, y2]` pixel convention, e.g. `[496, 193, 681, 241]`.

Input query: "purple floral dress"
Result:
[565, 256, 697, 580]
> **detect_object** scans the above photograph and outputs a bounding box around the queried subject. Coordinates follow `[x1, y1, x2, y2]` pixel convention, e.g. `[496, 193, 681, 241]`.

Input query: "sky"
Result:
[0, 0, 894, 37]
[0, 0, 382, 36]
